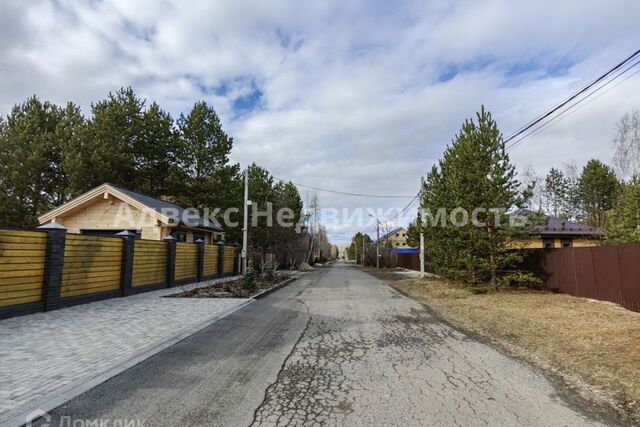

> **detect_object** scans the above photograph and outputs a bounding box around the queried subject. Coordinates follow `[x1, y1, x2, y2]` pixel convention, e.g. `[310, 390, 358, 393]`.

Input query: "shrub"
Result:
[243, 269, 257, 291]
[469, 286, 488, 295]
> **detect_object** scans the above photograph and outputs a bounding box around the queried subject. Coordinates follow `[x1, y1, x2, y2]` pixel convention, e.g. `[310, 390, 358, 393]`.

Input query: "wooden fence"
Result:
[523, 243, 640, 312]
[0, 226, 240, 319]
[132, 240, 167, 288]
[0, 230, 47, 309]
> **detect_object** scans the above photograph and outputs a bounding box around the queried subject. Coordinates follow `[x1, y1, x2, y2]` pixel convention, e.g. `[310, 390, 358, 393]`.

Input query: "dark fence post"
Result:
[38, 223, 67, 311]
[164, 236, 176, 287]
[217, 241, 225, 277]
[117, 231, 136, 296]
[233, 242, 241, 275]
[196, 239, 205, 282]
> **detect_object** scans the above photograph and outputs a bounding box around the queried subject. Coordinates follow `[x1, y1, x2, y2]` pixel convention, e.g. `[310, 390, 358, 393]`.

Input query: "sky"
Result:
[1, 0, 640, 245]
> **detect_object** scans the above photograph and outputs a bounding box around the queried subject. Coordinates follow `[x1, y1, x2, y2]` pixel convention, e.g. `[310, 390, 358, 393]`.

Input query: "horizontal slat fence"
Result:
[61, 235, 122, 297]
[0, 228, 240, 319]
[203, 244, 219, 278]
[175, 242, 198, 281]
[132, 240, 167, 287]
[0, 230, 47, 308]
[223, 246, 236, 275]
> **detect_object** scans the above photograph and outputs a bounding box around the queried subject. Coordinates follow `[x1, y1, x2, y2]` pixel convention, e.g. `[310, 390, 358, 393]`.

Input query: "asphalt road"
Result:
[39, 264, 609, 426]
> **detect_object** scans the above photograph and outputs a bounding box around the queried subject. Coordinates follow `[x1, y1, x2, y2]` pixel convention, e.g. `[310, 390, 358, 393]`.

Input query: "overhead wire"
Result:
[504, 48, 640, 147]
[506, 56, 640, 150]
[272, 177, 416, 199]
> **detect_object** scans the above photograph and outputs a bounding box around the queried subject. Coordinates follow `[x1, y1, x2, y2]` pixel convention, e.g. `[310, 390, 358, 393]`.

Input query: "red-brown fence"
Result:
[364, 247, 431, 273]
[524, 243, 640, 312]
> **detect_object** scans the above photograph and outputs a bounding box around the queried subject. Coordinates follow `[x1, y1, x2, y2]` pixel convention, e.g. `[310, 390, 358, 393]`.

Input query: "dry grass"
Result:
[367, 268, 640, 422]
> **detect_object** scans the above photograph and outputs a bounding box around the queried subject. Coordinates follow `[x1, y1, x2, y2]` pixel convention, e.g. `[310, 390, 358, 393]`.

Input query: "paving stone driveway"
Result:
[0, 277, 249, 425]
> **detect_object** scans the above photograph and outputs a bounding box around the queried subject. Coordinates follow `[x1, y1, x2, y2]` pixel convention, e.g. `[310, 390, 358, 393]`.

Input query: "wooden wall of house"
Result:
[508, 237, 599, 249]
[48, 196, 160, 238]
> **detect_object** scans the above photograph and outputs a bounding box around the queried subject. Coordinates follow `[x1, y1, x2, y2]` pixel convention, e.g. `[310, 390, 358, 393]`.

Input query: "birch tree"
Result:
[613, 109, 640, 180]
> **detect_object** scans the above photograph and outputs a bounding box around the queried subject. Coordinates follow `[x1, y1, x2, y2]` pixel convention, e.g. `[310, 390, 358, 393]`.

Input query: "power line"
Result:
[384, 192, 420, 222]
[506, 57, 640, 150]
[504, 48, 640, 147]
[507, 57, 640, 149]
[273, 177, 416, 199]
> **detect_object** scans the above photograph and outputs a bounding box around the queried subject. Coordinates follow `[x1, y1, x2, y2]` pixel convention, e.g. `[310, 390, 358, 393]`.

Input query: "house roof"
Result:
[107, 184, 223, 232]
[510, 209, 600, 237]
[38, 183, 223, 232]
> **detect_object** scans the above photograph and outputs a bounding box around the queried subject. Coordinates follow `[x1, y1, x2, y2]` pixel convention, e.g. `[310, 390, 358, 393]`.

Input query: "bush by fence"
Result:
[0, 226, 240, 319]
[523, 243, 640, 312]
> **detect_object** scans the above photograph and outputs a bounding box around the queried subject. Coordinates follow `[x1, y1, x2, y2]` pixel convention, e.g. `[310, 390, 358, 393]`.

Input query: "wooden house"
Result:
[38, 183, 225, 243]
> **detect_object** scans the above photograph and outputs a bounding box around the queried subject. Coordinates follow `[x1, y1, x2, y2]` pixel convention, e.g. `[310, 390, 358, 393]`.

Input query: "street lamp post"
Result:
[242, 168, 249, 275]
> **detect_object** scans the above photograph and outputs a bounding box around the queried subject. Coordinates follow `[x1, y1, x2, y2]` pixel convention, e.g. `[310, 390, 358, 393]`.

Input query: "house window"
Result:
[170, 230, 187, 242]
[193, 232, 205, 242]
[81, 229, 141, 239]
[561, 239, 572, 248]
[543, 238, 555, 249]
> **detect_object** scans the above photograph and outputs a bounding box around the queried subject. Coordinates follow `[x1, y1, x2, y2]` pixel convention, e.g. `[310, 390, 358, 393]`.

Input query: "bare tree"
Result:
[613, 109, 640, 180]
[520, 163, 543, 211]
[562, 160, 582, 221]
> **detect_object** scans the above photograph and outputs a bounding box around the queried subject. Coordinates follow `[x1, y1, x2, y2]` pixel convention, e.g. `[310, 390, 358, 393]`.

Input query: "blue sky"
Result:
[1, 0, 640, 245]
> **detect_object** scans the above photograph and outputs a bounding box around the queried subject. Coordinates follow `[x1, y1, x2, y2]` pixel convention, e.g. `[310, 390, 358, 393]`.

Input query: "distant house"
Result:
[38, 183, 225, 243]
[378, 227, 410, 248]
[509, 209, 600, 249]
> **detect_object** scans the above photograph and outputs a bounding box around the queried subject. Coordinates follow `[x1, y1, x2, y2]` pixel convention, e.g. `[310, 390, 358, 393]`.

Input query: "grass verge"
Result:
[366, 268, 640, 424]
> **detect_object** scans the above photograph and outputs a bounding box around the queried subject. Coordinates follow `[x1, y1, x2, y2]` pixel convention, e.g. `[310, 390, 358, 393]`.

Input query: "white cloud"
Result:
[1, 0, 640, 244]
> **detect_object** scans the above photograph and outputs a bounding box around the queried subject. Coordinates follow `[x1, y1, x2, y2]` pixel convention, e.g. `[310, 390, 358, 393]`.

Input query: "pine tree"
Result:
[0, 97, 85, 228]
[423, 106, 533, 287]
[176, 101, 242, 234]
[135, 102, 180, 197]
[578, 159, 620, 229]
[406, 213, 422, 248]
[80, 88, 144, 190]
[604, 175, 640, 243]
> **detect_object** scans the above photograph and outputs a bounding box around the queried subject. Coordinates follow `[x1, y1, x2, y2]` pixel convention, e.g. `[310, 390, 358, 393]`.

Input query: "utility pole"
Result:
[241, 168, 249, 275]
[419, 176, 425, 278]
[361, 234, 365, 267]
[368, 213, 381, 269]
[306, 195, 318, 263]
[376, 219, 380, 269]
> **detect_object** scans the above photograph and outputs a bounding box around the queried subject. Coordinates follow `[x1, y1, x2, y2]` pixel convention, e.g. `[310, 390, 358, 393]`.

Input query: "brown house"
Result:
[38, 183, 225, 243]
[509, 209, 601, 249]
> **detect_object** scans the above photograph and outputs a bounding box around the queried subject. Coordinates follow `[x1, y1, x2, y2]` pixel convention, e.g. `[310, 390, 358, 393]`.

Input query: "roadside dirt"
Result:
[168, 275, 290, 298]
[365, 267, 640, 425]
